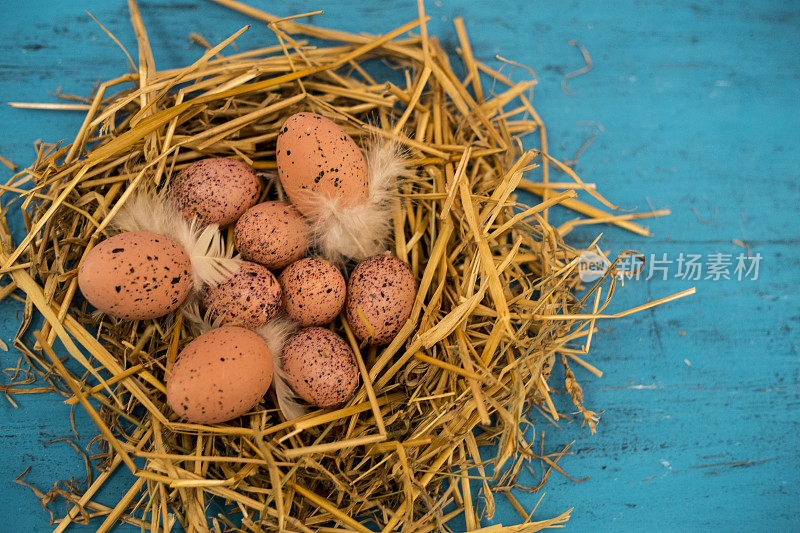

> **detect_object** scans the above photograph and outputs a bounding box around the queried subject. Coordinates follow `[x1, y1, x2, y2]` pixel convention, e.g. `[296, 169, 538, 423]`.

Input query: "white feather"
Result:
[111, 188, 173, 236]
[253, 316, 296, 361]
[180, 296, 225, 335]
[272, 364, 308, 421]
[253, 317, 308, 421]
[112, 190, 240, 291]
[304, 137, 406, 264]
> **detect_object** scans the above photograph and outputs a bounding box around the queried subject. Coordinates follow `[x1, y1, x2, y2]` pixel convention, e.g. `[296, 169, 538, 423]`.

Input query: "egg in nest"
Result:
[234, 201, 309, 269]
[279, 257, 345, 327]
[202, 261, 281, 328]
[166, 326, 274, 424]
[276, 112, 368, 215]
[274, 112, 405, 264]
[78, 231, 192, 320]
[281, 327, 359, 408]
[345, 252, 416, 345]
[171, 158, 262, 226]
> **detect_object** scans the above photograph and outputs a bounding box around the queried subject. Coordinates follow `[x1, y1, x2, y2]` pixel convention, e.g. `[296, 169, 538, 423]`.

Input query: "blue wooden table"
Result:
[1, 1, 798, 531]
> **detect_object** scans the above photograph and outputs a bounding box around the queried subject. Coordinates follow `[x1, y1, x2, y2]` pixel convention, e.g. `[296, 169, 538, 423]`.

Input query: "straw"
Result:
[0, 1, 691, 530]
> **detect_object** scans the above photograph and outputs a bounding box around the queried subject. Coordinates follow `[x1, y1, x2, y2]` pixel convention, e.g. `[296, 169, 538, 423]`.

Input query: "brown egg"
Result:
[202, 261, 281, 328]
[78, 231, 191, 320]
[171, 157, 261, 226]
[167, 326, 274, 424]
[345, 253, 416, 345]
[276, 112, 369, 216]
[234, 201, 309, 269]
[281, 327, 358, 408]
[279, 257, 345, 327]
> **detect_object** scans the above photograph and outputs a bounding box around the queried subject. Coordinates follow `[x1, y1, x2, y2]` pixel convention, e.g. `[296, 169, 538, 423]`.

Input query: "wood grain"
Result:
[0, 0, 797, 530]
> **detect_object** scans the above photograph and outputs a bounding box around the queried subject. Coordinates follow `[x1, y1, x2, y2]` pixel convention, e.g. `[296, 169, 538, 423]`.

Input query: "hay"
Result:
[0, 1, 693, 531]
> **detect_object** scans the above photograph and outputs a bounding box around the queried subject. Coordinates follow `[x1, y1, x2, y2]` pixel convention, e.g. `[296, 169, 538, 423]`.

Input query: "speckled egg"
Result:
[167, 326, 274, 424]
[78, 231, 192, 320]
[202, 261, 281, 328]
[279, 257, 345, 327]
[171, 158, 262, 226]
[281, 327, 359, 408]
[276, 112, 368, 216]
[345, 253, 416, 345]
[234, 201, 309, 269]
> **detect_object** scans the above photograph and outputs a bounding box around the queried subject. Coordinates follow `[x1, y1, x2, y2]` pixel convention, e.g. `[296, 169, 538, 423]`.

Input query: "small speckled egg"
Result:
[234, 201, 309, 269]
[167, 326, 274, 424]
[282, 327, 359, 408]
[345, 253, 416, 345]
[171, 158, 262, 226]
[276, 112, 368, 216]
[202, 261, 281, 328]
[279, 257, 345, 327]
[78, 231, 191, 320]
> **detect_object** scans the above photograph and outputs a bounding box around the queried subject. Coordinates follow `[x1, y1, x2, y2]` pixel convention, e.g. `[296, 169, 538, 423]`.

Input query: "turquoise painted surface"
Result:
[0, 1, 798, 531]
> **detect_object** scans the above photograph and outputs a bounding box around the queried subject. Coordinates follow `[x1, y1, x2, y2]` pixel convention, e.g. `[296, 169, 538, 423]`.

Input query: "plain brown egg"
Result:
[345, 252, 416, 345]
[276, 112, 369, 216]
[202, 261, 281, 328]
[234, 201, 309, 269]
[78, 231, 192, 320]
[279, 257, 345, 327]
[281, 327, 359, 408]
[171, 158, 262, 226]
[166, 326, 274, 424]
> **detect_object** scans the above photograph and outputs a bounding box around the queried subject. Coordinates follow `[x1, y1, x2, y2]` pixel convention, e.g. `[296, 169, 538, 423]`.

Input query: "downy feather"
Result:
[253, 317, 307, 421]
[112, 189, 240, 291]
[305, 137, 407, 264]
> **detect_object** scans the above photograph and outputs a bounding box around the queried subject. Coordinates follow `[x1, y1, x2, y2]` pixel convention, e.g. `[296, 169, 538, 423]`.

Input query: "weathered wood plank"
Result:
[0, 0, 797, 530]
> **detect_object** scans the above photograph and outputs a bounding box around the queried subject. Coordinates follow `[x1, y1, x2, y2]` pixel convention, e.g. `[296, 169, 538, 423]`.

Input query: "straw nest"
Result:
[0, 1, 692, 531]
